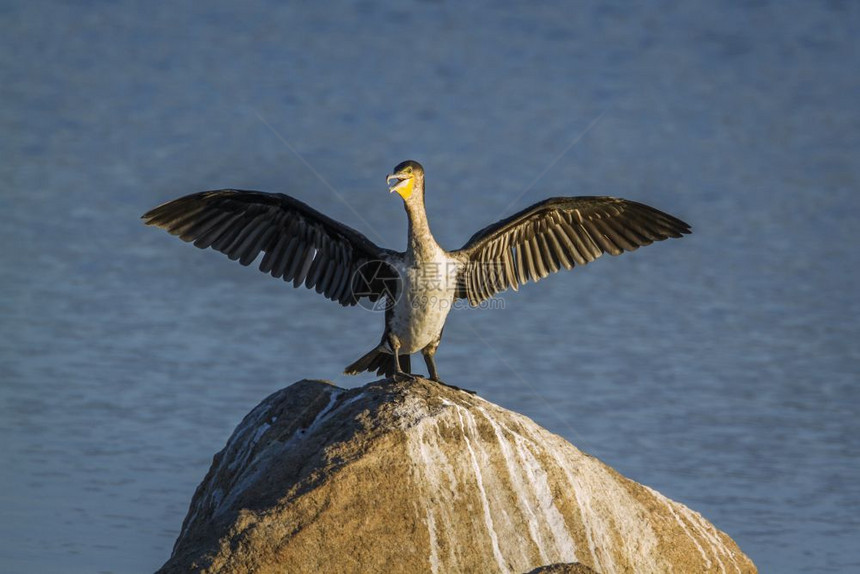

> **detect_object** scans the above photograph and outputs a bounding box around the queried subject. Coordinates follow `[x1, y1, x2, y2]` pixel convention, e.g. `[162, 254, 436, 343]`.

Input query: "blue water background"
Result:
[2, 1, 858, 572]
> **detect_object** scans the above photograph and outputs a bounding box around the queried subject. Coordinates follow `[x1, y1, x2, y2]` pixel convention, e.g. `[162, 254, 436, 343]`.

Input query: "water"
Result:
[2, 1, 858, 572]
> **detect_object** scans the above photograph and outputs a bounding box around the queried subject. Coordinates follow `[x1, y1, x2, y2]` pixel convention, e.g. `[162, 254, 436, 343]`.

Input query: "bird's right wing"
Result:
[142, 190, 399, 306]
[451, 196, 691, 306]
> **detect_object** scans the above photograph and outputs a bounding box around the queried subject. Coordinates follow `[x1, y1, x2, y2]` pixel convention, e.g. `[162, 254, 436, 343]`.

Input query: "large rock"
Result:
[159, 378, 756, 574]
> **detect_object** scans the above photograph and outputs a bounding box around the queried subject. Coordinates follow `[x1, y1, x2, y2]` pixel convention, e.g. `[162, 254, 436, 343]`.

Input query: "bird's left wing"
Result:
[142, 190, 399, 306]
[451, 196, 691, 306]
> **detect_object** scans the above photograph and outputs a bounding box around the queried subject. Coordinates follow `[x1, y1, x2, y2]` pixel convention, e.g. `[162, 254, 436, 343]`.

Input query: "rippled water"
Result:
[2, 1, 859, 572]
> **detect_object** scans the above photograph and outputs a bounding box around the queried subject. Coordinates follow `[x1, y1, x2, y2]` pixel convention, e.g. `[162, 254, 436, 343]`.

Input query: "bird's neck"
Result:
[404, 194, 440, 262]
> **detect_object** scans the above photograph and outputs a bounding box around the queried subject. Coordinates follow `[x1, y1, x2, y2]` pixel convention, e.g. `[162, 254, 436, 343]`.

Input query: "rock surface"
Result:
[525, 564, 598, 574]
[158, 378, 757, 574]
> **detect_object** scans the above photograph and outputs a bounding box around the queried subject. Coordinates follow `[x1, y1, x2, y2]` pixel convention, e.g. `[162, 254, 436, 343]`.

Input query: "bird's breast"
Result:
[388, 254, 460, 354]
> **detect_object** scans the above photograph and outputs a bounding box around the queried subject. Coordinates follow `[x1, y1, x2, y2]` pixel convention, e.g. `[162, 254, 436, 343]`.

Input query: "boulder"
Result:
[158, 378, 756, 574]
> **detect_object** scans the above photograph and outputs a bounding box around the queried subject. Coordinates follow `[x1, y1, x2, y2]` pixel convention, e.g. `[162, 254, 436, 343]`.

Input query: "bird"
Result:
[142, 160, 690, 387]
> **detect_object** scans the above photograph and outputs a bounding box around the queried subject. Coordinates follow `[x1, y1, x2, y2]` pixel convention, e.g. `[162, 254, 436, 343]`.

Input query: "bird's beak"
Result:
[387, 173, 414, 200]
[386, 174, 402, 191]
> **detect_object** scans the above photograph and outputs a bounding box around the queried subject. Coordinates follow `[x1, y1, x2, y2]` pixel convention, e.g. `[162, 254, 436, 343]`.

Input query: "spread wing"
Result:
[142, 190, 399, 306]
[452, 196, 691, 306]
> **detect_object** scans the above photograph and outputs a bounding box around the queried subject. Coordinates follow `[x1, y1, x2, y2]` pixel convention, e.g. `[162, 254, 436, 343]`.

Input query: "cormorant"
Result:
[143, 160, 690, 384]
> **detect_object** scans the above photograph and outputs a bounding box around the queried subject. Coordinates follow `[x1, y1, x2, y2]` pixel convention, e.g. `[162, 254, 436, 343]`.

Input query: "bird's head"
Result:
[387, 160, 424, 202]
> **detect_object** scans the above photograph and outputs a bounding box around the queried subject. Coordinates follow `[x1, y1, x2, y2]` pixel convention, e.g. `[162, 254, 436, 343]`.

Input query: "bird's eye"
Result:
[404, 166, 413, 175]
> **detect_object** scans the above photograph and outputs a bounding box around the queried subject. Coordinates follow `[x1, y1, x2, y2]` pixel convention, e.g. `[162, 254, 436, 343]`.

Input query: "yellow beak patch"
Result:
[395, 177, 414, 200]
[389, 175, 414, 200]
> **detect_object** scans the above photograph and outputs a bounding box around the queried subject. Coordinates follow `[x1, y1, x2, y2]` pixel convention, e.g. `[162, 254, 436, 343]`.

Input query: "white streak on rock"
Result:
[251, 422, 270, 445]
[180, 400, 276, 534]
[687, 509, 740, 574]
[413, 418, 444, 574]
[405, 400, 461, 573]
[225, 403, 272, 472]
[479, 407, 548, 562]
[526, 431, 609, 573]
[455, 405, 508, 573]
[567, 466, 606, 573]
[646, 485, 742, 574]
[298, 389, 343, 439]
[210, 488, 222, 511]
[660, 492, 712, 570]
[218, 389, 345, 516]
[490, 413, 578, 564]
[528, 423, 655, 574]
[425, 502, 440, 574]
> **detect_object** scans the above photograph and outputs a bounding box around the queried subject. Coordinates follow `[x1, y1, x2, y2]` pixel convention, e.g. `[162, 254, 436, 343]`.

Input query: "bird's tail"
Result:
[344, 346, 410, 378]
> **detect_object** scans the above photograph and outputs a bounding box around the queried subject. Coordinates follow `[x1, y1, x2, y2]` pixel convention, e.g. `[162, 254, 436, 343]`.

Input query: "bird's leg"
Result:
[389, 334, 415, 382]
[422, 343, 441, 382]
[422, 334, 476, 395]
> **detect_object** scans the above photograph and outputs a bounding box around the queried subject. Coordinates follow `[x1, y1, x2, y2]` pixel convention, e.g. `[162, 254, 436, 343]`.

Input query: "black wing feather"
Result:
[453, 196, 691, 305]
[143, 189, 398, 306]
